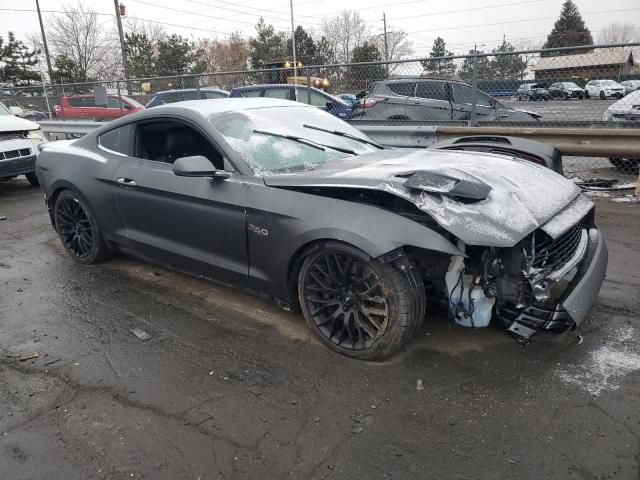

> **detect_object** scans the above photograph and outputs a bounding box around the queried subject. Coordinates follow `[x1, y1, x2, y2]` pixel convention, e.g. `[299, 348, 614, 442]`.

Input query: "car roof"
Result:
[134, 97, 305, 117]
[232, 84, 324, 92]
[155, 87, 226, 95]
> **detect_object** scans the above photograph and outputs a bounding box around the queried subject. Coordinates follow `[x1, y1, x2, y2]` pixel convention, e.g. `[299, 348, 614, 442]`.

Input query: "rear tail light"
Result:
[363, 97, 385, 108]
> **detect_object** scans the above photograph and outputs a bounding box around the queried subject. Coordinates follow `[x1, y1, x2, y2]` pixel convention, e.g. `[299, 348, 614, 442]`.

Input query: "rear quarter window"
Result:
[98, 124, 133, 156]
[68, 98, 84, 107]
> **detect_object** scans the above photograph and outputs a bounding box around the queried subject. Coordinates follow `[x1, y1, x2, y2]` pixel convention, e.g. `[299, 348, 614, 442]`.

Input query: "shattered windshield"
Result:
[209, 106, 379, 174]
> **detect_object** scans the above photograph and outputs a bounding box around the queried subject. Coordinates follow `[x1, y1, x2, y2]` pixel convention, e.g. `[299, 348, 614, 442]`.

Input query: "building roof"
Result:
[531, 49, 635, 71]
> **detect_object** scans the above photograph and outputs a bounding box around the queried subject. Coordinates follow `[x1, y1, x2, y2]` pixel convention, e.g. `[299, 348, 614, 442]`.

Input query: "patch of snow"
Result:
[556, 326, 640, 396]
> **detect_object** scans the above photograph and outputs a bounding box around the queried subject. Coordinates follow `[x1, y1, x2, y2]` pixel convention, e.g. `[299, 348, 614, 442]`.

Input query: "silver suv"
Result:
[355, 79, 541, 123]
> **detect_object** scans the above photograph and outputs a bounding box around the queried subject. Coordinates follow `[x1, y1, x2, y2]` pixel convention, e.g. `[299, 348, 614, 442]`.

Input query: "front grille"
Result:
[0, 131, 25, 142]
[0, 148, 31, 160]
[529, 220, 584, 273]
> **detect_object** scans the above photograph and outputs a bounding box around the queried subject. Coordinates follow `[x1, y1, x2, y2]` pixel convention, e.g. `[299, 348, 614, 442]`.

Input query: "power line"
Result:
[392, 0, 543, 22]
[404, 7, 640, 35]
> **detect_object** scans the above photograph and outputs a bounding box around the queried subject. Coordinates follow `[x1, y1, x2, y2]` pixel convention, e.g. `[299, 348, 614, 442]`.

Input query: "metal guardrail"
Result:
[39, 119, 640, 158]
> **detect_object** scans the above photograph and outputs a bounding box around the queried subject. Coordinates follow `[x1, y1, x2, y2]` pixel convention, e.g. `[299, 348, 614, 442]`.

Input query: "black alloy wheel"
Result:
[302, 251, 389, 351]
[600, 90, 606, 99]
[299, 245, 425, 360]
[54, 190, 109, 264]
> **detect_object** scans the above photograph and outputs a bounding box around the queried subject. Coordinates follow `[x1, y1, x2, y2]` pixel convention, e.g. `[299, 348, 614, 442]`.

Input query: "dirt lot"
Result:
[1, 178, 639, 480]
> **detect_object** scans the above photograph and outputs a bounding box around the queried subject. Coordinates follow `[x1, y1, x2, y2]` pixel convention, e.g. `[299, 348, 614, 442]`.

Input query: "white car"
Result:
[0, 102, 47, 186]
[585, 80, 625, 99]
[621, 80, 640, 95]
[602, 89, 640, 171]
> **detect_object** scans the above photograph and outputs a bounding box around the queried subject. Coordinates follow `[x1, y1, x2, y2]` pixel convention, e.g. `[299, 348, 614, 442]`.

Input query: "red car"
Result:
[55, 94, 144, 120]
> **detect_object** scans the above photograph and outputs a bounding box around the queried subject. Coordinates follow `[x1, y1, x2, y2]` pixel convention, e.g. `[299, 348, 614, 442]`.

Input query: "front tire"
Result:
[54, 190, 109, 264]
[600, 90, 605, 99]
[298, 244, 425, 360]
[25, 172, 39, 187]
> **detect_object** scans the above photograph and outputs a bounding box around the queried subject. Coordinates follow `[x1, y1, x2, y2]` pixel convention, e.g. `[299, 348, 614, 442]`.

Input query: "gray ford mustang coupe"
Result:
[36, 98, 608, 360]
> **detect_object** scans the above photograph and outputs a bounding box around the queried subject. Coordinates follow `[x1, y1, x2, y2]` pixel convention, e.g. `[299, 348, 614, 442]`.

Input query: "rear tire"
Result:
[298, 244, 425, 360]
[600, 91, 605, 99]
[610, 158, 640, 173]
[54, 190, 109, 265]
[25, 172, 39, 187]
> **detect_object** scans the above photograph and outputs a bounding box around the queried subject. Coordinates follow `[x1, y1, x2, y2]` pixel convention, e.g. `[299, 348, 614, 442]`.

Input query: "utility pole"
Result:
[35, 0, 54, 82]
[113, 0, 130, 84]
[382, 12, 389, 76]
[289, 0, 298, 99]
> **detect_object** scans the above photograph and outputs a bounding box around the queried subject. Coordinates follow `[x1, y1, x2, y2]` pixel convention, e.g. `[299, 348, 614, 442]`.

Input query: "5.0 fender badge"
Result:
[248, 224, 269, 237]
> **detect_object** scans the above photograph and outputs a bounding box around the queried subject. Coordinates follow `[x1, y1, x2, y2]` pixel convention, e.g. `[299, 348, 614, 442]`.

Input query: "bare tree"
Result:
[123, 17, 166, 45]
[598, 23, 639, 45]
[198, 33, 250, 88]
[45, 3, 118, 81]
[372, 30, 413, 73]
[321, 10, 369, 63]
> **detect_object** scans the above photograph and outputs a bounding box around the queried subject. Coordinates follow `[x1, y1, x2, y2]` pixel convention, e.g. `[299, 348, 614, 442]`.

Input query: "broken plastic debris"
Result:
[416, 379, 425, 391]
[18, 352, 38, 361]
[129, 328, 151, 341]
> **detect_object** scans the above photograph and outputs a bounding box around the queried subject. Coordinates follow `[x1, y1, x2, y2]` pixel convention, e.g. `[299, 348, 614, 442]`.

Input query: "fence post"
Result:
[306, 67, 311, 104]
[470, 49, 479, 127]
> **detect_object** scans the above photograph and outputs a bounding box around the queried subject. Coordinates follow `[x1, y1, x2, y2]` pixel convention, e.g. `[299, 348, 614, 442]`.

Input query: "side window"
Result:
[83, 97, 96, 107]
[452, 84, 492, 107]
[98, 124, 134, 156]
[415, 82, 448, 101]
[264, 88, 292, 100]
[297, 89, 330, 107]
[134, 120, 224, 169]
[239, 90, 262, 97]
[202, 91, 227, 99]
[107, 97, 125, 108]
[387, 82, 415, 97]
[68, 97, 84, 107]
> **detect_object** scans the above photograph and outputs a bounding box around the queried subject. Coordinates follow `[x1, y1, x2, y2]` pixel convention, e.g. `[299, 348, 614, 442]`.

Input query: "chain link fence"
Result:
[2, 43, 639, 177]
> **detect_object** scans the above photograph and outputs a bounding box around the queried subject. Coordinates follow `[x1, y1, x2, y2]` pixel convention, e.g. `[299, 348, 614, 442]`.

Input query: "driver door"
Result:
[112, 117, 248, 285]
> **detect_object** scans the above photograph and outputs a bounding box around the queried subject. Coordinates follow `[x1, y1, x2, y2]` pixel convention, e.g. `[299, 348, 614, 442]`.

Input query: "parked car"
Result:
[229, 84, 353, 119]
[355, 78, 541, 122]
[36, 98, 607, 359]
[516, 83, 551, 101]
[620, 80, 640, 95]
[585, 80, 625, 99]
[337, 93, 359, 107]
[55, 94, 144, 120]
[0, 101, 47, 186]
[548, 82, 586, 100]
[146, 87, 230, 108]
[602, 88, 640, 172]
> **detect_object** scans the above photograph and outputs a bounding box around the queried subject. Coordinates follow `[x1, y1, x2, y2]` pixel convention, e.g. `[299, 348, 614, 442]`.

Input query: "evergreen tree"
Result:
[489, 40, 527, 79]
[53, 54, 85, 83]
[155, 34, 198, 76]
[458, 50, 491, 82]
[124, 32, 155, 78]
[0, 32, 39, 85]
[249, 18, 285, 69]
[421, 37, 456, 77]
[541, 0, 593, 56]
[346, 42, 386, 90]
[286, 26, 316, 64]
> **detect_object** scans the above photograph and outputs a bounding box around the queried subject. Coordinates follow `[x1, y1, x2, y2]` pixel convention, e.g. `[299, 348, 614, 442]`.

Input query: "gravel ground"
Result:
[1, 178, 639, 480]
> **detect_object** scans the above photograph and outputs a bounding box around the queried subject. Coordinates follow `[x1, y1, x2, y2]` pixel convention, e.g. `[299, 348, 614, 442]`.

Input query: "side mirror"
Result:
[173, 155, 231, 179]
[325, 101, 334, 109]
[124, 104, 134, 110]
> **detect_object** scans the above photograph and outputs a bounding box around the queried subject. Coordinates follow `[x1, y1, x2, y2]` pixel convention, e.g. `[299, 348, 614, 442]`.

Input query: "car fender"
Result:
[244, 182, 462, 300]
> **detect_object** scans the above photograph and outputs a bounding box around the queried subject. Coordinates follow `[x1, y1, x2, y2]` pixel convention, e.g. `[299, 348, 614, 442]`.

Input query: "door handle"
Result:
[498, 114, 509, 119]
[116, 177, 137, 186]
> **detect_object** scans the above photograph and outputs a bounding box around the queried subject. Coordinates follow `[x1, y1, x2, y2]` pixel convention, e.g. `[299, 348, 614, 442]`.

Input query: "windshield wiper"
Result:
[303, 124, 384, 149]
[253, 130, 357, 155]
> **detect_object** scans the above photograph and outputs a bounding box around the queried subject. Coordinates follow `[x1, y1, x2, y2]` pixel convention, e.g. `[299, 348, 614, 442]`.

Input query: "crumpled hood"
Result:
[0, 115, 40, 132]
[264, 148, 582, 247]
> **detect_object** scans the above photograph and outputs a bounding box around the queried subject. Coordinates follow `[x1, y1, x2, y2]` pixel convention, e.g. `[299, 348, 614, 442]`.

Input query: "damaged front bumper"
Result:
[504, 228, 608, 342]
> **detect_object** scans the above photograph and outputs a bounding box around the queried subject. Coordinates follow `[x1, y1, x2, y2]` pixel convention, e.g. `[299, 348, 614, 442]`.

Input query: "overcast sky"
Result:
[2, 0, 639, 56]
